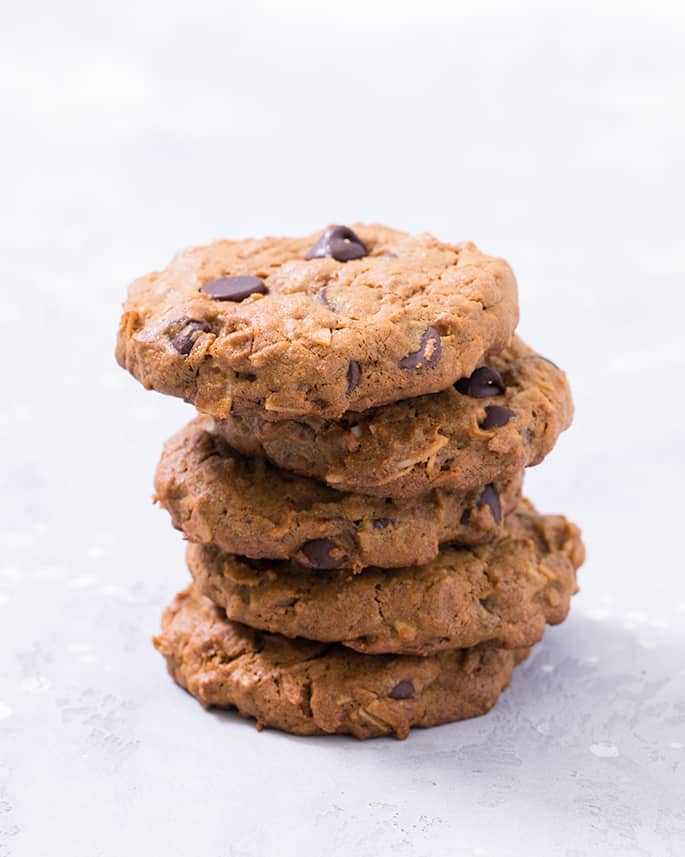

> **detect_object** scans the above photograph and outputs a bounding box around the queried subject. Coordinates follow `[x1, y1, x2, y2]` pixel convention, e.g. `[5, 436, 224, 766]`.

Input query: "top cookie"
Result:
[116, 224, 518, 418]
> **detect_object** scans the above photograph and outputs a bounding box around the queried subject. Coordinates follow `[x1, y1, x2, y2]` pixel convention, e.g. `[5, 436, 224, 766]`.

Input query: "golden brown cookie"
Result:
[116, 225, 518, 419]
[214, 337, 572, 499]
[155, 417, 523, 571]
[154, 586, 529, 739]
[187, 501, 584, 655]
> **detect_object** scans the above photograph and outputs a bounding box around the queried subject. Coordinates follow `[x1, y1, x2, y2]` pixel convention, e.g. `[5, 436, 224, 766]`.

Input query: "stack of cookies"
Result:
[116, 224, 584, 739]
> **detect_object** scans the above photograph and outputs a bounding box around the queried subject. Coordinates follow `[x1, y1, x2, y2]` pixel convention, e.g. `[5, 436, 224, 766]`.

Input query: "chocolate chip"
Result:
[306, 225, 368, 262]
[480, 405, 514, 430]
[389, 680, 415, 700]
[372, 517, 391, 530]
[299, 538, 346, 569]
[170, 320, 211, 355]
[477, 484, 501, 524]
[455, 367, 505, 398]
[201, 275, 267, 302]
[346, 361, 361, 394]
[398, 327, 442, 370]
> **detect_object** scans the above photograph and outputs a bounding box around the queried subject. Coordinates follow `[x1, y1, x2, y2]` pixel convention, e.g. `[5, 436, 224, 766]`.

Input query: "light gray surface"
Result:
[1, 2, 684, 855]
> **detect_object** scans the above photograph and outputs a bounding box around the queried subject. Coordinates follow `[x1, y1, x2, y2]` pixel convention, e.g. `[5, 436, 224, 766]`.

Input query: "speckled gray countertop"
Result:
[1, 3, 684, 855]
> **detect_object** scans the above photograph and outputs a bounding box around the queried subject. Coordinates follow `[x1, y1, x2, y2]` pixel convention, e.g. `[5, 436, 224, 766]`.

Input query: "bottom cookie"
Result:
[154, 586, 529, 739]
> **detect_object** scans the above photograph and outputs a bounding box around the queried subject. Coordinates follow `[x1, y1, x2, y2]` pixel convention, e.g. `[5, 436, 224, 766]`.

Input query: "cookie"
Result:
[187, 501, 583, 655]
[155, 417, 523, 571]
[116, 225, 518, 419]
[154, 586, 529, 739]
[214, 337, 572, 499]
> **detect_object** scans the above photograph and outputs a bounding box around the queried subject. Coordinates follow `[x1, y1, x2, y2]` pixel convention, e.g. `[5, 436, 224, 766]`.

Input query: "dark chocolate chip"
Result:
[477, 484, 501, 524]
[201, 275, 267, 302]
[398, 327, 442, 370]
[389, 680, 415, 700]
[306, 225, 368, 262]
[372, 517, 391, 530]
[171, 320, 211, 355]
[346, 361, 361, 394]
[480, 405, 515, 430]
[299, 538, 346, 570]
[460, 508, 470, 525]
[455, 366, 505, 398]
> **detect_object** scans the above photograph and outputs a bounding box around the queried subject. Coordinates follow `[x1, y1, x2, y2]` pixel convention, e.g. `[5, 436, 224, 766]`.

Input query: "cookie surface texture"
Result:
[186, 501, 584, 654]
[155, 416, 523, 571]
[154, 586, 529, 739]
[116, 225, 518, 418]
[214, 337, 572, 498]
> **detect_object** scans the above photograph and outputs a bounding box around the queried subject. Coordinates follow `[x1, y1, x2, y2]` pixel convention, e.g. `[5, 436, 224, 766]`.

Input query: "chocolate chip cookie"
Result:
[154, 586, 529, 739]
[186, 501, 583, 655]
[155, 417, 523, 571]
[213, 337, 571, 499]
[116, 225, 518, 419]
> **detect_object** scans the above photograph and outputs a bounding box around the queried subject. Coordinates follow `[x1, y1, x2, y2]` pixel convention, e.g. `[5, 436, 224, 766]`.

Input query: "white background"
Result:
[1, 2, 684, 855]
